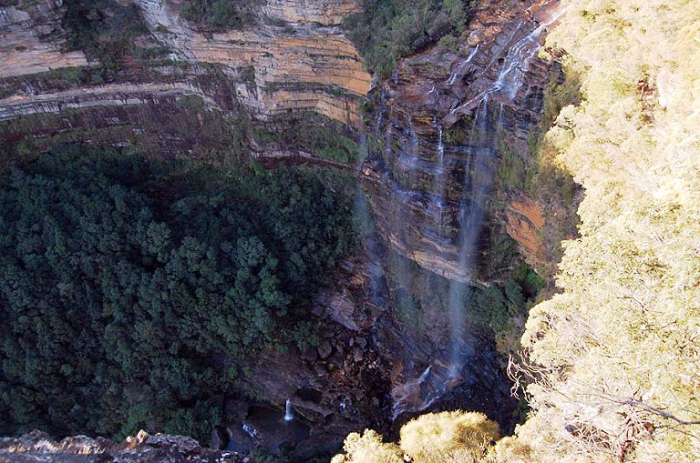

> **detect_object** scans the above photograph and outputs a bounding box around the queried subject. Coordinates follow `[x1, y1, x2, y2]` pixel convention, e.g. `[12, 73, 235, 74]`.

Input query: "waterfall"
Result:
[242, 423, 258, 439]
[446, 45, 479, 86]
[284, 399, 294, 422]
[390, 4, 565, 419]
[449, 95, 491, 366]
[432, 121, 446, 224]
[357, 131, 368, 170]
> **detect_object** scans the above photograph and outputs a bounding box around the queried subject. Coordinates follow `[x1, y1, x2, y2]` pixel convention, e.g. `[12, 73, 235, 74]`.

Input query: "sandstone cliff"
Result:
[0, 0, 370, 129]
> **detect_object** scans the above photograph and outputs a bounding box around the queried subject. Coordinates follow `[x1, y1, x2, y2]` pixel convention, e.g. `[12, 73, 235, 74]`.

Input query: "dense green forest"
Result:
[0, 144, 355, 441]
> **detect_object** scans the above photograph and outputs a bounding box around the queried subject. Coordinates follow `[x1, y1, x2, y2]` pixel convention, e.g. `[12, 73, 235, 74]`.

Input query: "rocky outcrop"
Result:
[261, 0, 361, 25]
[144, 0, 369, 126]
[0, 0, 88, 79]
[504, 194, 546, 265]
[0, 82, 220, 122]
[0, 429, 239, 462]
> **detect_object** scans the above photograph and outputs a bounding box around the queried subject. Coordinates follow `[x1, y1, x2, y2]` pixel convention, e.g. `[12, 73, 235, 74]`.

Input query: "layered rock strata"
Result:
[0, 0, 88, 78]
[0, 0, 370, 128]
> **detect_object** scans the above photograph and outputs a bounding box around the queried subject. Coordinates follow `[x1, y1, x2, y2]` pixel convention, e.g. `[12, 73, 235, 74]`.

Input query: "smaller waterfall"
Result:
[494, 5, 571, 99]
[284, 399, 294, 422]
[432, 122, 446, 224]
[354, 131, 388, 304]
[357, 132, 368, 171]
[447, 45, 479, 85]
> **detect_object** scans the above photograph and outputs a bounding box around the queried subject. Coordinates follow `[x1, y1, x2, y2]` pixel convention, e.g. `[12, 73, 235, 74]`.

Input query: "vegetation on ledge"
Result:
[344, 0, 474, 77]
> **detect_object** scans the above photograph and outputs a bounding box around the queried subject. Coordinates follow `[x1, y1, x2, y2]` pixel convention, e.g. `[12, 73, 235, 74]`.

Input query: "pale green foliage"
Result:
[504, 0, 700, 461]
[400, 411, 499, 462]
[331, 430, 404, 463]
[332, 412, 499, 463]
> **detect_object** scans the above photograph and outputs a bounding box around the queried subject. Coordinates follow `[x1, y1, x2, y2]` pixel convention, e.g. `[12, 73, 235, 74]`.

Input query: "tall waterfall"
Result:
[432, 121, 446, 225]
[389, 4, 566, 418]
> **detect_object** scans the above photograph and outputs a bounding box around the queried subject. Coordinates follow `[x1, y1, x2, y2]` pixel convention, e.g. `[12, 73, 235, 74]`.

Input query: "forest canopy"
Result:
[0, 144, 355, 441]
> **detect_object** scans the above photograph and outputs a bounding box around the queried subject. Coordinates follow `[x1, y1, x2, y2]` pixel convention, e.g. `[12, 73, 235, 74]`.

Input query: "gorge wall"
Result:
[0, 0, 370, 160]
[355, 0, 574, 421]
[0, 0, 573, 459]
[360, 0, 560, 283]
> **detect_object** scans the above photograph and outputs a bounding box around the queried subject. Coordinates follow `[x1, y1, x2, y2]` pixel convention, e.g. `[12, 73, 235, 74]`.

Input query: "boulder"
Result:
[317, 340, 333, 359]
[327, 293, 362, 331]
[467, 29, 485, 46]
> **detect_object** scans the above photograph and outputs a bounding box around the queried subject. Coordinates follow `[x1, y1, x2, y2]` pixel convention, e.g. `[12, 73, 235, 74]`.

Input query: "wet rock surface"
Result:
[361, 0, 561, 282]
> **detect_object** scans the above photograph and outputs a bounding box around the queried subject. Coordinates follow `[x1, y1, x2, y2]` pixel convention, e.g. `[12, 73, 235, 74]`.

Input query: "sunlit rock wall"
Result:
[0, 0, 370, 129]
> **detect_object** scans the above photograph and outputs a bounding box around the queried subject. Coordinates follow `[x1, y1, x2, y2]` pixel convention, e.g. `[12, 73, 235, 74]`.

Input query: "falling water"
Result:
[242, 423, 258, 439]
[448, 95, 490, 368]
[495, 5, 570, 98]
[391, 4, 566, 418]
[357, 131, 368, 169]
[355, 132, 388, 304]
[432, 122, 446, 224]
[392, 117, 419, 294]
[446, 45, 480, 86]
[284, 399, 294, 422]
[497, 103, 505, 130]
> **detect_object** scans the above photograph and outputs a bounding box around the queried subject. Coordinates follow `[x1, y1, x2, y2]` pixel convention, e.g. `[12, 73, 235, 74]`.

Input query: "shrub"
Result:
[400, 411, 500, 463]
[331, 430, 404, 463]
[332, 412, 500, 463]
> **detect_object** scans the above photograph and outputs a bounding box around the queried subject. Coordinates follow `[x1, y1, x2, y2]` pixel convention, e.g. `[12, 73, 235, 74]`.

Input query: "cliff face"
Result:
[360, 0, 559, 282]
[135, 0, 369, 126]
[0, 0, 88, 78]
[0, 0, 370, 129]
